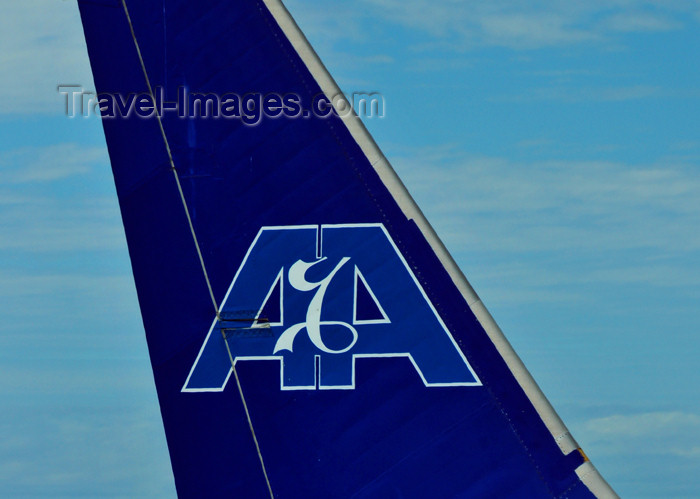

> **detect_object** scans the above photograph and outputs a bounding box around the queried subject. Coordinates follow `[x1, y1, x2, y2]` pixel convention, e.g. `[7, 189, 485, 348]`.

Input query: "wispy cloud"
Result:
[582, 411, 700, 461]
[0, 144, 105, 184]
[0, 143, 122, 252]
[289, 0, 699, 51]
[387, 145, 700, 303]
[493, 84, 663, 104]
[595, 85, 662, 102]
[478, 12, 598, 48]
[0, 271, 127, 295]
[0, 404, 175, 497]
[0, 195, 124, 252]
[603, 12, 681, 33]
[0, 1, 94, 115]
[585, 411, 700, 439]
[3, 0, 693, 116]
[570, 410, 700, 496]
[395, 146, 700, 253]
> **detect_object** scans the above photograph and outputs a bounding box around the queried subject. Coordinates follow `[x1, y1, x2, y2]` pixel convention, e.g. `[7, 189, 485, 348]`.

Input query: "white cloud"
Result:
[570, 410, 700, 496]
[0, 273, 132, 299]
[386, 146, 700, 301]
[478, 12, 598, 48]
[596, 85, 661, 102]
[582, 412, 700, 461]
[603, 12, 681, 32]
[671, 447, 700, 457]
[0, 195, 124, 252]
[4, 0, 694, 116]
[0, 143, 122, 252]
[491, 84, 663, 104]
[0, 272, 139, 347]
[395, 148, 700, 253]
[0, 1, 94, 115]
[288, 0, 699, 51]
[0, 404, 176, 497]
[585, 412, 700, 438]
[0, 143, 105, 184]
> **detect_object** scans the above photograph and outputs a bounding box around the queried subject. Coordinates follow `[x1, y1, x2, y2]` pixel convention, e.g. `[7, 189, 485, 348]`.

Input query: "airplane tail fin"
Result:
[78, 0, 617, 497]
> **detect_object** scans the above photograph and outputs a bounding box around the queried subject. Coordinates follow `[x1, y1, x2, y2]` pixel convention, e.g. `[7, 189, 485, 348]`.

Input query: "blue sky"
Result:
[0, 0, 699, 497]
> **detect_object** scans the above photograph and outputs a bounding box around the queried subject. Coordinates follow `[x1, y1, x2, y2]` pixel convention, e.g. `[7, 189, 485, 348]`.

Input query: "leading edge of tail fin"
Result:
[77, 0, 617, 497]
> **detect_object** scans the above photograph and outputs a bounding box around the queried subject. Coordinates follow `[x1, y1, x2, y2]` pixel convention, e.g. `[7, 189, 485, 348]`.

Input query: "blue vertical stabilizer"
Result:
[77, 1, 616, 497]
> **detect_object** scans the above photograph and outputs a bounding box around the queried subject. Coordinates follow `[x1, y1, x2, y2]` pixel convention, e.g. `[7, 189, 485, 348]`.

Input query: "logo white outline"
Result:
[182, 223, 482, 392]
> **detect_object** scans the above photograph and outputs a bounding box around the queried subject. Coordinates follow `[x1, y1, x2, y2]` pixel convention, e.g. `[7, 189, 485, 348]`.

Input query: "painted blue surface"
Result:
[77, 0, 592, 497]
